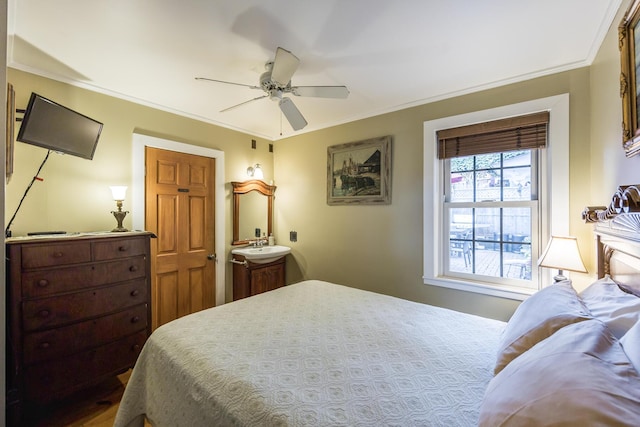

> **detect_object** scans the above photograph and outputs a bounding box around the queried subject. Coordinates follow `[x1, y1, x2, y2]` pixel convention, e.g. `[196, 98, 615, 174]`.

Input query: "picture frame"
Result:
[6, 82, 14, 183]
[619, 0, 640, 157]
[327, 135, 391, 205]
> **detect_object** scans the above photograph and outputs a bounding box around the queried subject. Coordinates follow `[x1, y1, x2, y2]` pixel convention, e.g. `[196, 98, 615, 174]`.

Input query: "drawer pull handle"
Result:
[119, 246, 129, 252]
[39, 342, 50, 349]
[53, 252, 63, 258]
[129, 266, 138, 272]
[131, 316, 140, 323]
[37, 279, 49, 287]
[130, 290, 140, 297]
[38, 309, 50, 318]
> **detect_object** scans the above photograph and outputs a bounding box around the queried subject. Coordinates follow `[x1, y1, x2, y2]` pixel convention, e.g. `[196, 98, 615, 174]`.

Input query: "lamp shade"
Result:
[110, 186, 128, 201]
[253, 164, 264, 179]
[537, 236, 587, 273]
[246, 164, 264, 180]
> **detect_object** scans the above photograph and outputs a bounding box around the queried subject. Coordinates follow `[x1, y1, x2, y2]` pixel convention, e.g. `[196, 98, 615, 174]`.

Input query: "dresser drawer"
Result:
[23, 304, 148, 365]
[24, 330, 147, 403]
[93, 237, 147, 261]
[21, 241, 91, 269]
[6, 232, 153, 419]
[21, 256, 147, 298]
[22, 279, 148, 331]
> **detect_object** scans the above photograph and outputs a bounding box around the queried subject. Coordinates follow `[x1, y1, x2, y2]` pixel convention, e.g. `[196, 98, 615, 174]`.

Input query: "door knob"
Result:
[207, 254, 216, 261]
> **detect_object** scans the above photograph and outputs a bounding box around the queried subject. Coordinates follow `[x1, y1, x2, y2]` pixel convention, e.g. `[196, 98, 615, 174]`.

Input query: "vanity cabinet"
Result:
[231, 179, 286, 300]
[232, 255, 285, 300]
[5, 232, 153, 424]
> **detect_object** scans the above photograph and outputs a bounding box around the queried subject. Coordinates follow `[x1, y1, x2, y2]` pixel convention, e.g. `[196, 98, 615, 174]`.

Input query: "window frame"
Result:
[423, 94, 570, 301]
[442, 174, 540, 289]
[443, 149, 540, 288]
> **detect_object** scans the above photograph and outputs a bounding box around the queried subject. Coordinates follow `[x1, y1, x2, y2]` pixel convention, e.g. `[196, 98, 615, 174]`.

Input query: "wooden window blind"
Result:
[437, 111, 549, 159]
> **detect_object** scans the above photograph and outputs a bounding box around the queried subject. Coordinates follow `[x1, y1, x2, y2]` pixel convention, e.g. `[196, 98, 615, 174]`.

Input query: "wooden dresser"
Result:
[5, 231, 153, 424]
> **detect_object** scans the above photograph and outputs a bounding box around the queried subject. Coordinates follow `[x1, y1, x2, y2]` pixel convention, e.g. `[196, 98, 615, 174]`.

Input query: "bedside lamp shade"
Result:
[110, 186, 127, 201]
[109, 186, 128, 232]
[537, 236, 587, 282]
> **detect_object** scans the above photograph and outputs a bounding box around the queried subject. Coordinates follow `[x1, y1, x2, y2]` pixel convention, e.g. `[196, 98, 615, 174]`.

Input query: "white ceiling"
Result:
[7, 0, 622, 141]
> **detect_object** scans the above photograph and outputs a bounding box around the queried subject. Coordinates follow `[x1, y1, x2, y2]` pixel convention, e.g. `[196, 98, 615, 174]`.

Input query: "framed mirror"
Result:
[232, 179, 276, 245]
[620, 0, 640, 157]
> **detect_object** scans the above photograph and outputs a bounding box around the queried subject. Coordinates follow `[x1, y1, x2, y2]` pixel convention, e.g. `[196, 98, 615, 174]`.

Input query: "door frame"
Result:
[132, 133, 226, 305]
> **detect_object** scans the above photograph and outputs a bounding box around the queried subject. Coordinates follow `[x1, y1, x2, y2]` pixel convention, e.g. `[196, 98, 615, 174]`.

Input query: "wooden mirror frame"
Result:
[619, 0, 640, 157]
[232, 179, 276, 246]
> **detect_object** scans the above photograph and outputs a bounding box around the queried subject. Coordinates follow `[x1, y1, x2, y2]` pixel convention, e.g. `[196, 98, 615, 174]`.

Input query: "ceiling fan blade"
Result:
[279, 97, 307, 131]
[271, 47, 300, 86]
[220, 95, 268, 112]
[291, 85, 350, 99]
[196, 77, 261, 90]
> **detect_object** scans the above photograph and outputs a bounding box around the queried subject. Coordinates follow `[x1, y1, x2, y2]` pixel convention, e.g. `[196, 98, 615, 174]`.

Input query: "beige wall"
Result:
[274, 0, 638, 321]
[590, 0, 640, 202]
[274, 69, 593, 321]
[5, 1, 636, 322]
[5, 69, 276, 300]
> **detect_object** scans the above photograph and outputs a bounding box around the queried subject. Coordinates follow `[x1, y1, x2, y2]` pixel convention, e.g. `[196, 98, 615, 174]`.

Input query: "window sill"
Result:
[423, 276, 535, 301]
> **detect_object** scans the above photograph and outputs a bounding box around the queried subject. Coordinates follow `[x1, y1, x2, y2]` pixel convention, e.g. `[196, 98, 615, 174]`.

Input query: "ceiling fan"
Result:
[196, 47, 349, 131]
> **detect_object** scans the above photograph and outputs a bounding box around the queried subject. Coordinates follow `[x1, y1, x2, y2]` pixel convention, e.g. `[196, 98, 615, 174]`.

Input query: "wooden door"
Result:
[145, 147, 216, 329]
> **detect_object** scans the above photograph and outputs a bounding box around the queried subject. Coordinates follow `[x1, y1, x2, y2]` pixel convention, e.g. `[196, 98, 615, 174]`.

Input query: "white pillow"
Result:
[579, 276, 640, 339]
[621, 320, 640, 373]
[480, 320, 640, 426]
[494, 280, 591, 375]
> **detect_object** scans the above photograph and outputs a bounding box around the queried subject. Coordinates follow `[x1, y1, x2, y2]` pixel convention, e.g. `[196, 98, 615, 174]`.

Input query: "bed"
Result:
[115, 185, 640, 427]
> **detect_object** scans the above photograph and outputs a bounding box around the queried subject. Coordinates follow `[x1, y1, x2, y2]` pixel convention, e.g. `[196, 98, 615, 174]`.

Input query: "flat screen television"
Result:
[16, 92, 103, 160]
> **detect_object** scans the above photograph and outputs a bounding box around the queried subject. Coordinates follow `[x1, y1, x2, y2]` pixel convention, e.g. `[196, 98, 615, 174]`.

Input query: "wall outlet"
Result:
[290, 231, 297, 242]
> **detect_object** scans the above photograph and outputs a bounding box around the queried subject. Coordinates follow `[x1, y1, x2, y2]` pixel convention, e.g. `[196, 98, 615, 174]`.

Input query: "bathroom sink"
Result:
[231, 245, 291, 264]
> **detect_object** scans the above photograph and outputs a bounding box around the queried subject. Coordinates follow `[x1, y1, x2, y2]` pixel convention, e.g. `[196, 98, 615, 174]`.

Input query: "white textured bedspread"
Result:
[114, 280, 505, 427]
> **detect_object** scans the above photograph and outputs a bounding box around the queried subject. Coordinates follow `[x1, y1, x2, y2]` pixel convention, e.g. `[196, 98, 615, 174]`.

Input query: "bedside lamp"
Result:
[537, 235, 587, 282]
[110, 186, 129, 232]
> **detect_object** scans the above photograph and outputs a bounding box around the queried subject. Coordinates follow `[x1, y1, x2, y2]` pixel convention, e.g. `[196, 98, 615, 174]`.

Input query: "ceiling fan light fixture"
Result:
[270, 89, 283, 101]
[197, 46, 348, 132]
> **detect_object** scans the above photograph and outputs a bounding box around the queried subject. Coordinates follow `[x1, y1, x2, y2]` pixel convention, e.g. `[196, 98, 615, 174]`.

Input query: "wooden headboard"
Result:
[583, 185, 640, 296]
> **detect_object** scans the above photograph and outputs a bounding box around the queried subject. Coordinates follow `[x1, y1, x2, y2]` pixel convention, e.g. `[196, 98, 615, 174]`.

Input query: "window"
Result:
[444, 150, 539, 290]
[423, 95, 570, 300]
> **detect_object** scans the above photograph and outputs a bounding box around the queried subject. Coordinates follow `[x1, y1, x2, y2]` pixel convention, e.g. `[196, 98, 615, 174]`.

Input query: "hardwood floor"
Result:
[21, 370, 148, 427]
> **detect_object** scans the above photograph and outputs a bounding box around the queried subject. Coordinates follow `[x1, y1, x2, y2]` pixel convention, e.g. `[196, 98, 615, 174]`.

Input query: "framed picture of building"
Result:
[619, 0, 640, 157]
[327, 135, 391, 205]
